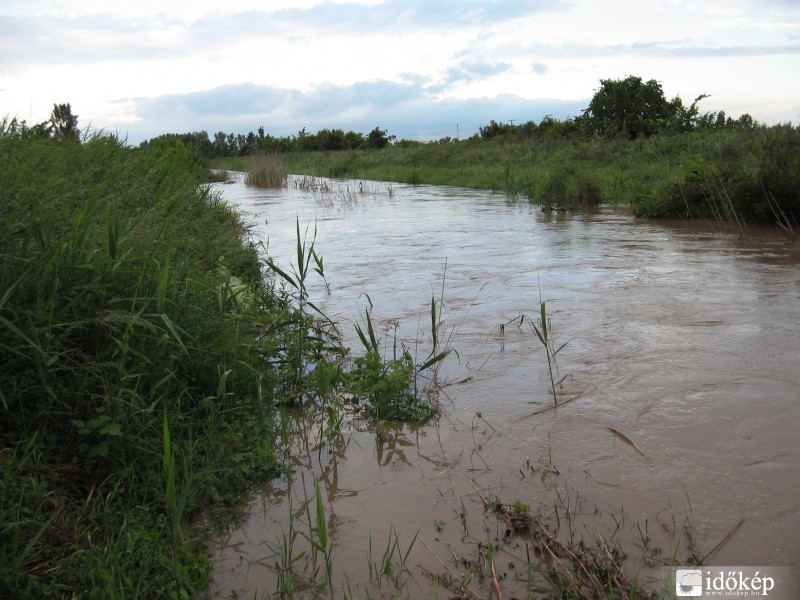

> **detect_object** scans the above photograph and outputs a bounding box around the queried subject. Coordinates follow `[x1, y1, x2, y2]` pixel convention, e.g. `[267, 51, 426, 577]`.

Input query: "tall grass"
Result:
[245, 152, 288, 188]
[0, 132, 292, 596]
[529, 285, 569, 405]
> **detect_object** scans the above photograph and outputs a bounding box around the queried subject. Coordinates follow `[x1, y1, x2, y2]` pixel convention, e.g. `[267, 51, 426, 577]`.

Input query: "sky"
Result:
[2, 0, 799, 145]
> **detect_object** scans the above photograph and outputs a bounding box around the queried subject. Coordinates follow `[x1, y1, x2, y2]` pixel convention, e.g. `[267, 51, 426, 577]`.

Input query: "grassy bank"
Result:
[262, 126, 798, 225]
[0, 131, 298, 596]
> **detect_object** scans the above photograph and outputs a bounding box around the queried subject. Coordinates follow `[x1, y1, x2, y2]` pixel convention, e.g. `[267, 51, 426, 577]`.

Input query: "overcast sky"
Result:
[2, 0, 799, 145]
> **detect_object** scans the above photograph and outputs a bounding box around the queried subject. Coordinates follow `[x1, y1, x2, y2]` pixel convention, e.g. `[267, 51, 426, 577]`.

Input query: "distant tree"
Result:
[479, 120, 516, 140]
[662, 94, 709, 132]
[365, 127, 394, 148]
[584, 76, 674, 138]
[213, 131, 228, 157]
[226, 132, 238, 155]
[244, 131, 257, 155]
[311, 128, 344, 151]
[49, 103, 80, 141]
[345, 130, 365, 149]
[734, 113, 756, 129]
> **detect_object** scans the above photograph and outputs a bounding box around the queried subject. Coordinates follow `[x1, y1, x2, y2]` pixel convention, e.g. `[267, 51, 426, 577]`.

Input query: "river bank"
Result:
[212, 125, 799, 229]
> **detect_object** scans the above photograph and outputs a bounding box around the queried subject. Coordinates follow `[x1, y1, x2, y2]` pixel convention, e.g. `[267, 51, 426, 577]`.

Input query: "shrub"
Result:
[535, 164, 603, 211]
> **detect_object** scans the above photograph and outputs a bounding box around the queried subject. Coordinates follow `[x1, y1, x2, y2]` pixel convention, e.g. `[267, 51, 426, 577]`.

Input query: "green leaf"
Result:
[417, 349, 453, 373]
[99, 422, 123, 437]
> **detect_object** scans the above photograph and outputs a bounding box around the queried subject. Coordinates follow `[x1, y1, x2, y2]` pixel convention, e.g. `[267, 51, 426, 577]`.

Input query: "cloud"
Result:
[0, 14, 182, 71]
[624, 41, 800, 58]
[0, 1, 571, 79]
[440, 60, 513, 86]
[261, 0, 568, 32]
[531, 61, 548, 75]
[511, 38, 800, 60]
[126, 80, 587, 143]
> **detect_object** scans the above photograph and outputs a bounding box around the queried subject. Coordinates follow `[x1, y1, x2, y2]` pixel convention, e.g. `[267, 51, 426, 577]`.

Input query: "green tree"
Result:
[479, 120, 516, 140]
[584, 76, 674, 138]
[365, 126, 394, 148]
[49, 103, 80, 141]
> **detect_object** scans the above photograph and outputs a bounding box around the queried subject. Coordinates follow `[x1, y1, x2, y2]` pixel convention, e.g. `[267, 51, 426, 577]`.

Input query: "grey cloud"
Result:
[2, 2, 571, 72]
[626, 41, 800, 58]
[126, 80, 587, 144]
[439, 60, 512, 86]
[189, 0, 570, 42]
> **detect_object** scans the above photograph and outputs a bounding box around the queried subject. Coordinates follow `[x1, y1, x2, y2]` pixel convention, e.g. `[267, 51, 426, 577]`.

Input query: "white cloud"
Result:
[1, 0, 798, 143]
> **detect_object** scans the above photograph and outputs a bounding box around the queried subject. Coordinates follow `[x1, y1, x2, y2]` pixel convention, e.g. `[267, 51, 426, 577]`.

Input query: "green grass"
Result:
[0, 132, 293, 597]
[277, 126, 799, 224]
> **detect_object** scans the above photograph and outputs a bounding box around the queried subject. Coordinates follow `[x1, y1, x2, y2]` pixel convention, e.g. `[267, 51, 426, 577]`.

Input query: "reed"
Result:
[529, 282, 569, 405]
[368, 526, 418, 587]
[244, 152, 288, 188]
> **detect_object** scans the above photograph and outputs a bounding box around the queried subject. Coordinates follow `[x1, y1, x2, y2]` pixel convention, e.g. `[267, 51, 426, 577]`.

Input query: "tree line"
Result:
[5, 76, 772, 159]
[139, 125, 396, 158]
[2, 102, 81, 142]
[139, 76, 769, 158]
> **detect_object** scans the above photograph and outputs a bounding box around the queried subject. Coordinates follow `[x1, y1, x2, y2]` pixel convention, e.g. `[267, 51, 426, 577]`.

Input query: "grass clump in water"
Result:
[245, 152, 288, 188]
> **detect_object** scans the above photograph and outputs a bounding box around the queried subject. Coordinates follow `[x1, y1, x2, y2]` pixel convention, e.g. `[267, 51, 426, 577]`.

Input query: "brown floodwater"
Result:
[207, 175, 800, 598]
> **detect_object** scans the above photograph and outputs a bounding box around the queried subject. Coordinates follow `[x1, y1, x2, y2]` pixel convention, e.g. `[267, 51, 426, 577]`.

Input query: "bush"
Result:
[535, 164, 603, 211]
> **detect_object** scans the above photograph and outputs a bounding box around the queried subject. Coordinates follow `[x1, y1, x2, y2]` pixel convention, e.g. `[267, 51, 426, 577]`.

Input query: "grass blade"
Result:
[607, 426, 646, 457]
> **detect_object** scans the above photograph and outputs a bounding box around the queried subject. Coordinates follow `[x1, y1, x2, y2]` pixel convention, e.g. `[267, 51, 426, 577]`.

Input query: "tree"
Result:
[49, 103, 80, 141]
[213, 131, 228, 156]
[479, 120, 516, 140]
[584, 76, 674, 138]
[365, 127, 394, 148]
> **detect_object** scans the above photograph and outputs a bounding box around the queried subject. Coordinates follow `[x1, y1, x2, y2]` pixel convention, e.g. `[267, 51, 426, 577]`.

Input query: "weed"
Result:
[529, 280, 569, 405]
[367, 526, 418, 588]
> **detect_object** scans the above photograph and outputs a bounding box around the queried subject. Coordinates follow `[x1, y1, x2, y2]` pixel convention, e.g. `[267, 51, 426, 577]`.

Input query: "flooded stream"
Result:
[208, 174, 800, 598]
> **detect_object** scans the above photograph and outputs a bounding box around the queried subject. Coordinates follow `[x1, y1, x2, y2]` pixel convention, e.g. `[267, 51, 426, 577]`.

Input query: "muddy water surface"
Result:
[209, 175, 800, 598]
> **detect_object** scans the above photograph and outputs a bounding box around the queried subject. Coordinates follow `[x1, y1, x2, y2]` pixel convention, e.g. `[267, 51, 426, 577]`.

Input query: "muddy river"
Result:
[208, 175, 800, 598]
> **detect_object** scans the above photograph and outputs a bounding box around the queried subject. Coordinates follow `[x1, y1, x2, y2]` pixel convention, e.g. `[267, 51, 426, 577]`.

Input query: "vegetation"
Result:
[170, 75, 797, 226]
[141, 125, 395, 158]
[0, 107, 445, 598]
[7, 72, 795, 595]
[276, 124, 798, 223]
[244, 152, 288, 188]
